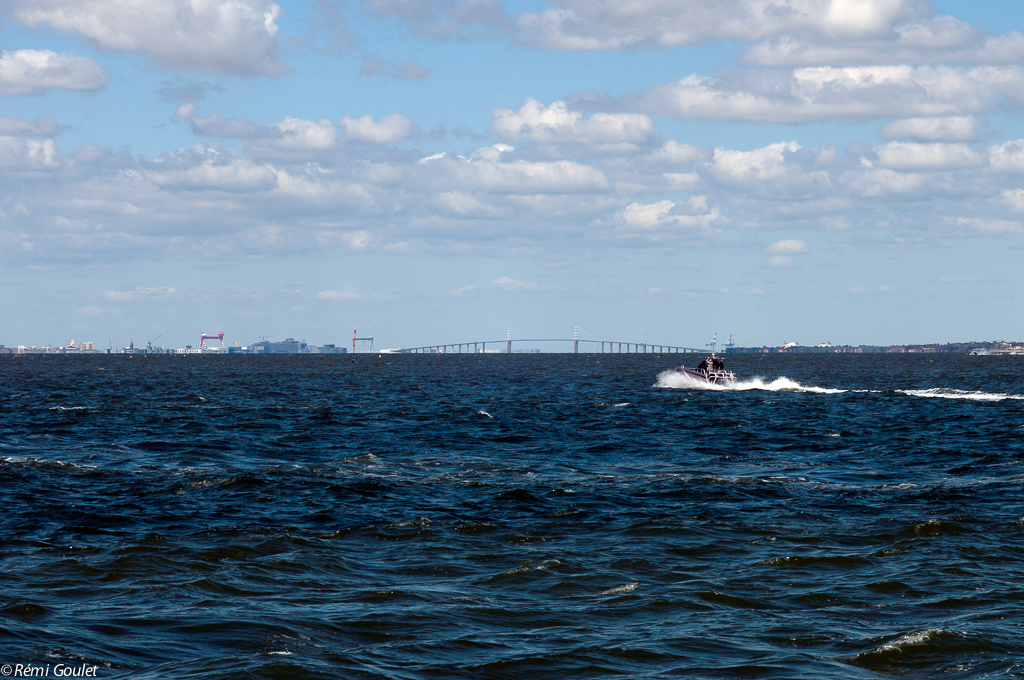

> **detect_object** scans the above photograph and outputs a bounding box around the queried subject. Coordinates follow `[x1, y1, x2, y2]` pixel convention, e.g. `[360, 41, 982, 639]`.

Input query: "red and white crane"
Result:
[200, 332, 225, 350]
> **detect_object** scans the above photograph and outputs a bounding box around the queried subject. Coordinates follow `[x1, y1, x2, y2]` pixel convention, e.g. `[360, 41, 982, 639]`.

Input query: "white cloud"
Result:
[10, 0, 284, 75]
[514, 0, 925, 50]
[938, 274, 982, 283]
[0, 137, 60, 173]
[423, 146, 609, 194]
[999, 188, 1024, 210]
[768, 255, 796, 268]
[0, 116, 61, 137]
[340, 113, 418, 143]
[874, 142, 984, 170]
[619, 197, 718, 233]
[712, 142, 799, 180]
[316, 289, 363, 301]
[493, 276, 543, 291]
[766, 239, 808, 254]
[147, 148, 278, 193]
[743, 16, 1024, 67]
[438, 191, 498, 217]
[249, 118, 338, 155]
[341, 230, 375, 250]
[633, 65, 1024, 124]
[954, 217, 1024, 235]
[846, 167, 924, 196]
[449, 284, 477, 296]
[646, 140, 712, 166]
[177, 109, 339, 158]
[989, 140, 1024, 172]
[491, 98, 655, 147]
[712, 141, 831, 196]
[878, 116, 982, 142]
[105, 286, 180, 302]
[0, 49, 106, 96]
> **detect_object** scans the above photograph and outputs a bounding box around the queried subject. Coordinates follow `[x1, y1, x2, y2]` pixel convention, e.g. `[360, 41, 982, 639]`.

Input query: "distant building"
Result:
[253, 338, 309, 354]
[313, 344, 347, 354]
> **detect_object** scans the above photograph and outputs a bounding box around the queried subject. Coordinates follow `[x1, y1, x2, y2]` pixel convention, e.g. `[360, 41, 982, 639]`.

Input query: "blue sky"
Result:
[3, 0, 1024, 350]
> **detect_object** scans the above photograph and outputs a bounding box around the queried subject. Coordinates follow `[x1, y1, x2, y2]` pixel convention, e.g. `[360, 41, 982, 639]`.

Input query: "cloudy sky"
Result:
[3, 0, 1024, 350]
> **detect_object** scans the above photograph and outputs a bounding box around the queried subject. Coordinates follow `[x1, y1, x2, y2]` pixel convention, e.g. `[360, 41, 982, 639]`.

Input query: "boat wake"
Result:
[898, 388, 1024, 401]
[657, 370, 1024, 400]
[655, 370, 846, 394]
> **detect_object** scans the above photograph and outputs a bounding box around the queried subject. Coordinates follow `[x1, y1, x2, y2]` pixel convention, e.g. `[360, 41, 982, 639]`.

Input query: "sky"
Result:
[3, 0, 1024, 350]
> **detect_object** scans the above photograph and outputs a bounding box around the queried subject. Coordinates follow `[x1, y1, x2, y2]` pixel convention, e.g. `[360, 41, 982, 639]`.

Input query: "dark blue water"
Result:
[2, 353, 1024, 678]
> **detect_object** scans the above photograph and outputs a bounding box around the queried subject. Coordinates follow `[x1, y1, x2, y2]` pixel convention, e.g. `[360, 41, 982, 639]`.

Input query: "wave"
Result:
[655, 370, 846, 394]
[898, 388, 1024, 401]
[658, 370, 1024, 400]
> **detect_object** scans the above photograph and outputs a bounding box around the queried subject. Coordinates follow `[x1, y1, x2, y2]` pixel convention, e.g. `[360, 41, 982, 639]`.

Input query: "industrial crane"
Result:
[352, 330, 374, 354]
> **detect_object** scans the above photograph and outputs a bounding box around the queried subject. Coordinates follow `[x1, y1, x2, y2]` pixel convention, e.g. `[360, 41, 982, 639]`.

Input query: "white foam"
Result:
[898, 388, 1024, 401]
[656, 370, 846, 394]
[597, 583, 638, 596]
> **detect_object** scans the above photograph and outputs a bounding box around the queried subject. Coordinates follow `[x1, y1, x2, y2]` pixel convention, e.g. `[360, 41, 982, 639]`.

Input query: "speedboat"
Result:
[675, 354, 736, 386]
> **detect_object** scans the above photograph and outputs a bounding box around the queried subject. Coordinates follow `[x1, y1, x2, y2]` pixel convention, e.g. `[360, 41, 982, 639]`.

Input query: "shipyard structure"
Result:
[0, 334, 348, 355]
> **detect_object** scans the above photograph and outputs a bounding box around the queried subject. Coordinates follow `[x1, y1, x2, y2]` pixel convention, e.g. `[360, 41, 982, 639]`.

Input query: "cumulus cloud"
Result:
[743, 16, 1024, 67]
[0, 49, 107, 96]
[176, 108, 340, 158]
[491, 98, 655, 149]
[182, 109, 266, 138]
[419, 144, 608, 193]
[766, 239, 808, 254]
[10, 0, 284, 75]
[706, 141, 834, 198]
[878, 116, 982, 142]
[0, 137, 60, 173]
[316, 289, 363, 301]
[874, 142, 984, 170]
[513, 0, 926, 51]
[146, 147, 278, 192]
[105, 286, 180, 302]
[250, 118, 338, 155]
[340, 113, 419, 143]
[492, 276, 543, 291]
[626, 65, 1024, 124]
[619, 197, 719, 234]
[768, 255, 796, 268]
[0, 116, 61, 137]
[645, 140, 713, 166]
[988, 140, 1024, 172]
[953, 217, 1024, 234]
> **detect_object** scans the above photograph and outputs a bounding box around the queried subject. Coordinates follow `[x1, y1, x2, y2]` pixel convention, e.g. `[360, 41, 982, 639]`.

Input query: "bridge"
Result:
[390, 328, 705, 354]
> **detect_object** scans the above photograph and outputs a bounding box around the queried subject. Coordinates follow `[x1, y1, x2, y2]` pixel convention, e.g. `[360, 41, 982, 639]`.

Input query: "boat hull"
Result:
[676, 366, 737, 386]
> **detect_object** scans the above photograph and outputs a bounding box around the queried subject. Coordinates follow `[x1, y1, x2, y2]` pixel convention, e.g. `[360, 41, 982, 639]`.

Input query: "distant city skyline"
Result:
[3, 1, 1024, 348]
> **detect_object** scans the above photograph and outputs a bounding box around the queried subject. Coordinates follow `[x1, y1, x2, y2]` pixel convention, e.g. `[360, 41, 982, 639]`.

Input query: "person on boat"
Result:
[712, 355, 725, 372]
[696, 356, 710, 374]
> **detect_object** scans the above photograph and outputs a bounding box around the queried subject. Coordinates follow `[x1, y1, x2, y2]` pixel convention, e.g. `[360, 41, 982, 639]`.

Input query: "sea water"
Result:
[2, 353, 1023, 678]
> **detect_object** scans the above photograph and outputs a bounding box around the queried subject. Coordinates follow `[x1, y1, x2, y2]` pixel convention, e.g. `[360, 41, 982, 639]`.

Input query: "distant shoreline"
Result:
[2, 340, 1023, 356]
